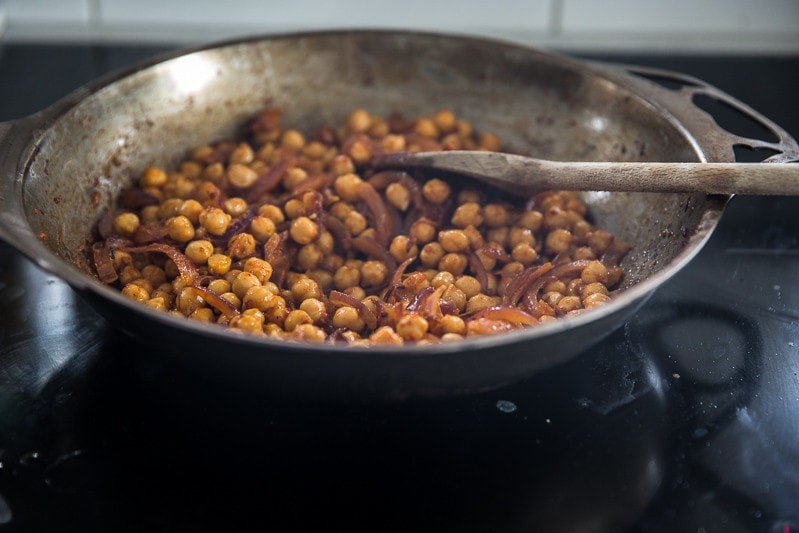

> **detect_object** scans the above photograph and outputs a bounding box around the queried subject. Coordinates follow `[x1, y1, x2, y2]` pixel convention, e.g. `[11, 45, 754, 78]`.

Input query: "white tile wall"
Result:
[1, 0, 797, 53]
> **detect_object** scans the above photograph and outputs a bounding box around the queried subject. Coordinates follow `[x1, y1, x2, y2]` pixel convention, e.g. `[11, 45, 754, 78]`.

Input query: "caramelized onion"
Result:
[243, 159, 291, 203]
[120, 243, 199, 284]
[356, 181, 393, 246]
[190, 285, 240, 319]
[329, 290, 377, 330]
[503, 262, 554, 307]
[468, 306, 539, 327]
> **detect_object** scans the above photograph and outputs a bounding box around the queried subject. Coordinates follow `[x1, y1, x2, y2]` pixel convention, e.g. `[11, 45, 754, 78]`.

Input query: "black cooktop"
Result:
[1, 43, 797, 532]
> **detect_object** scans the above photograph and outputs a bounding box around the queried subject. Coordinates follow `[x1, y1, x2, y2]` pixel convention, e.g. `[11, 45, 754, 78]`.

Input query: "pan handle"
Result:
[590, 62, 799, 164]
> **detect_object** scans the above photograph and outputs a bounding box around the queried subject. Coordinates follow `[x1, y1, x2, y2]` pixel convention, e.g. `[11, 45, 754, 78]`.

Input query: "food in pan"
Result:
[91, 107, 630, 345]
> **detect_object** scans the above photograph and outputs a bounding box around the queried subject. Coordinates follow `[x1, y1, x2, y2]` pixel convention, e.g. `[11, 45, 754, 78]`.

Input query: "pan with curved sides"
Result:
[0, 30, 797, 398]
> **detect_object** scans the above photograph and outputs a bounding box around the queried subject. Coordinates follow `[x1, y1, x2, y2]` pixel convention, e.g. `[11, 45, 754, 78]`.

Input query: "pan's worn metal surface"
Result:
[1, 31, 797, 398]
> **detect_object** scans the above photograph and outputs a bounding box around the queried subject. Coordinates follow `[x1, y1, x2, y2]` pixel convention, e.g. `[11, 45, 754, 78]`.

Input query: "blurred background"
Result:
[1, 0, 797, 54]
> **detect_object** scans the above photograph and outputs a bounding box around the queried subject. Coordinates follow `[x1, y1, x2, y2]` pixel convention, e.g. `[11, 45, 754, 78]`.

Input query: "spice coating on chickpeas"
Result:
[92, 107, 631, 346]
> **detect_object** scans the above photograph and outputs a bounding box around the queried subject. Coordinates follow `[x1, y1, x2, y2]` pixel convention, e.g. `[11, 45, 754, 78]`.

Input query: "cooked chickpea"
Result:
[207, 253, 232, 276]
[361, 260, 389, 288]
[422, 178, 451, 204]
[122, 282, 149, 302]
[438, 229, 470, 253]
[438, 253, 468, 276]
[545, 228, 573, 255]
[451, 202, 483, 228]
[332, 306, 366, 332]
[299, 298, 327, 324]
[438, 314, 466, 335]
[333, 265, 361, 291]
[389, 235, 418, 263]
[284, 309, 314, 332]
[409, 218, 437, 244]
[224, 197, 248, 218]
[227, 163, 258, 189]
[465, 293, 500, 314]
[369, 326, 404, 345]
[396, 313, 429, 341]
[344, 211, 367, 236]
[581, 260, 609, 284]
[511, 242, 538, 265]
[166, 215, 195, 243]
[385, 182, 411, 211]
[199, 207, 231, 236]
[346, 108, 372, 133]
[140, 166, 167, 188]
[583, 292, 612, 308]
[290, 216, 319, 245]
[381, 134, 406, 153]
[227, 233, 256, 260]
[280, 129, 306, 151]
[291, 277, 322, 302]
[454, 276, 482, 298]
[113, 213, 140, 236]
[556, 295, 582, 314]
[184, 240, 214, 265]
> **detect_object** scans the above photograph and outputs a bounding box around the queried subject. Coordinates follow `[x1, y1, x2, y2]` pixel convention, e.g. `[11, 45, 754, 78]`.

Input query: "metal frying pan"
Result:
[1, 30, 797, 398]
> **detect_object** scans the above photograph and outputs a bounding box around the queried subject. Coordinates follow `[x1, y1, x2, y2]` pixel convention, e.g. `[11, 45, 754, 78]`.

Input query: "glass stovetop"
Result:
[0, 44, 797, 532]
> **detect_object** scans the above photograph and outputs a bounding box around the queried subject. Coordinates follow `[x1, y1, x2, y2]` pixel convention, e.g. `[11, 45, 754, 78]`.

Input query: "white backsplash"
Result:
[1, 0, 797, 53]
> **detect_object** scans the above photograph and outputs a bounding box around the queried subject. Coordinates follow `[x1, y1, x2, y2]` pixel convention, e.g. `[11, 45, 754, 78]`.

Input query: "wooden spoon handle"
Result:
[376, 151, 799, 196]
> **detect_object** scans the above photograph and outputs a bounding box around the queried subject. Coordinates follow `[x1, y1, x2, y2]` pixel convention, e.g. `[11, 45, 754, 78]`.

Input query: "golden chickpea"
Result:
[433, 109, 457, 133]
[586, 230, 614, 255]
[438, 229, 470, 253]
[442, 285, 467, 311]
[346, 108, 372, 133]
[332, 306, 366, 332]
[316, 231, 334, 255]
[119, 266, 142, 286]
[290, 323, 326, 343]
[573, 246, 596, 261]
[343, 211, 367, 236]
[227, 163, 259, 189]
[296, 243, 324, 271]
[419, 242, 445, 269]
[556, 295, 582, 314]
[176, 287, 204, 316]
[438, 314, 466, 335]
[511, 242, 538, 265]
[361, 260, 389, 288]
[207, 253, 232, 276]
[250, 215, 276, 242]
[431, 271, 455, 288]
[179, 199, 204, 224]
[454, 275, 482, 298]
[545, 228, 574, 255]
[389, 235, 418, 263]
[334, 265, 361, 291]
[581, 259, 609, 284]
[478, 132, 501, 151]
[122, 282, 149, 302]
[224, 197, 248, 217]
[583, 292, 611, 308]
[199, 207, 231, 236]
[166, 215, 195, 243]
[140, 205, 159, 224]
[230, 311, 264, 333]
[466, 293, 500, 314]
[184, 240, 214, 265]
[517, 210, 544, 232]
[414, 117, 439, 139]
[333, 173, 363, 203]
[544, 205, 571, 230]
[227, 233, 256, 260]
[284, 309, 314, 332]
[229, 142, 254, 165]
[290, 277, 322, 303]
[258, 204, 285, 224]
[573, 220, 593, 240]
[289, 216, 319, 245]
[113, 212, 140, 236]
[343, 286, 367, 301]
[381, 134, 406, 153]
[385, 182, 411, 211]
[422, 178, 451, 204]
[299, 298, 328, 324]
[243, 257, 273, 284]
[329, 154, 355, 176]
[409, 218, 437, 244]
[146, 297, 167, 311]
[451, 202, 483, 228]
[507, 226, 536, 248]
[207, 278, 230, 294]
[140, 166, 167, 188]
[190, 308, 216, 322]
[581, 282, 609, 299]
[283, 167, 309, 190]
[140, 265, 167, 287]
[438, 253, 468, 276]
[369, 326, 404, 345]
[280, 129, 306, 151]
[396, 313, 429, 341]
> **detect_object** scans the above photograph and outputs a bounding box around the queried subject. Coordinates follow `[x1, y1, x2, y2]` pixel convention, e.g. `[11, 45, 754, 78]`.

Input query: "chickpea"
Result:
[545, 228, 573, 255]
[385, 182, 411, 211]
[291, 323, 327, 343]
[396, 313, 429, 341]
[334, 265, 361, 291]
[517, 210, 544, 232]
[431, 271, 455, 288]
[113, 212, 140, 236]
[243, 257, 273, 284]
[583, 292, 612, 308]
[207, 278, 230, 294]
[438, 253, 468, 276]
[122, 282, 149, 302]
[332, 306, 366, 332]
[454, 275, 482, 298]
[284, 309, 314, 332]
[586, 230, 614, 255]
[290, 277, 322, 302]
[230, 311, 265, 333]
[300, 298, 328, 324]
[389, 235, 418, 263]
[283, 167, 309, 190]
[556, 295, 582, 315]
[581, 259, 609, 284]
[466, 293, 500, 314]
[258, 204, 285, 224]
[346, 108, 372, 133]
[381, 134, 406, 154]
[511, 242, 538, 265]
[227, 163, 258, 189]
[451, 202, 483, 228]
[207, 253, 232, 276]
[140, 166, 167, 188]
[478, 132, 501, 151]
[185, 240, 214, 265]
[333, 173, 363, 203]
[227, 233, 256, 260]
[433, 109, 457, 133]
[361, 260, 389, 288]
[280, 129, 306, 151]
[179, 199, 204, 224]
[438, 314, 466, 335]
[369, 326, 404, 345]
[422, 179, 450, 204]
[141, 265, 167, 287]
[224, 197, 248, 218]
[344, 211, 367, 236]
[483, 204, 509, 228]
[290, 216, 319, 245]
[176, 286, 204, 316]
[164, 215, 194, 243]
[409, 218, 437, 244]
[328, 154, 355, 176]
[438, 229, 470, 253]
[199, 207, 231, 236]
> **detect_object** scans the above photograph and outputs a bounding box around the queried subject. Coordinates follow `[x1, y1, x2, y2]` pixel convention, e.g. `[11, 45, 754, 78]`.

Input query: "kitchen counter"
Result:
[1, 42, 798, 532]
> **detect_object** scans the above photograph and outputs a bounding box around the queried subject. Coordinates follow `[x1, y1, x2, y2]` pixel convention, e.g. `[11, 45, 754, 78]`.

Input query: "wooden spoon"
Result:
[373, 151, 799, 196]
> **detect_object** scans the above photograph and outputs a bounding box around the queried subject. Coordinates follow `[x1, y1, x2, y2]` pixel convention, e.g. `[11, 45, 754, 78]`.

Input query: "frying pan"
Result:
[1, 30, 797, 399]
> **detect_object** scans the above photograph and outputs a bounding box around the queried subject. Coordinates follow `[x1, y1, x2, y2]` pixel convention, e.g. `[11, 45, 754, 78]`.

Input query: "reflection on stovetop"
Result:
[1, 45, 798, 532]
